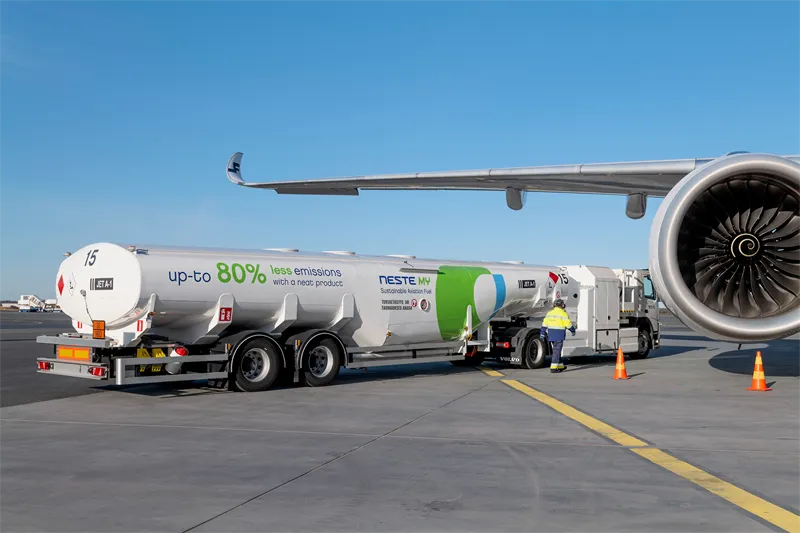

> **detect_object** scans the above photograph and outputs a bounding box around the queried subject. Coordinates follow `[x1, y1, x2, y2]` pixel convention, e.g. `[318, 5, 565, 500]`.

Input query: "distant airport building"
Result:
[17, 295, 44, 312]
[15, 295, 59, 312]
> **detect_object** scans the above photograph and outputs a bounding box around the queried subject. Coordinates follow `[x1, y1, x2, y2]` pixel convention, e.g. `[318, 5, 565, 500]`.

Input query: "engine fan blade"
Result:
[749, 264, 779, 316]
[698, 187, 737, 238]
[761, 218, 799, 243]
[763, 245, 800, 263]
[721, 263, 744, 316]
[745, 179, 768, 233]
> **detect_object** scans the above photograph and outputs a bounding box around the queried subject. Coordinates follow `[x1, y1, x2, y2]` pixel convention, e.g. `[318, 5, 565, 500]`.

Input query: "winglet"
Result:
[226, 152, 245, 185]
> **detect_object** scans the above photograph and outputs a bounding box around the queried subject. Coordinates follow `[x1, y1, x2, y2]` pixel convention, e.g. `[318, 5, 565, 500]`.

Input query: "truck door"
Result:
[594, 279, 620, 352]
[643, 274, 660, 339]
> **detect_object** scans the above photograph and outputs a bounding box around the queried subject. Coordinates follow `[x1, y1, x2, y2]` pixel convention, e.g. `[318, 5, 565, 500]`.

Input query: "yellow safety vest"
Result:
[542, 307, 572, 330]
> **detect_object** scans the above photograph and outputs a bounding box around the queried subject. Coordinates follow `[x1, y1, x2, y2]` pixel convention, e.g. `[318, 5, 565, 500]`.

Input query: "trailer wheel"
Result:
[303, 337, 341, 387]
[233, 338, 281, 392]
[628, 328, 651, 360]
[521, 335, 547, 369]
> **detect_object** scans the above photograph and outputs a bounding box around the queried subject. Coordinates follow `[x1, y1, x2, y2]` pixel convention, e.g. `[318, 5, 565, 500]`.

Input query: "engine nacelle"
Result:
[649, 152, 800, 342]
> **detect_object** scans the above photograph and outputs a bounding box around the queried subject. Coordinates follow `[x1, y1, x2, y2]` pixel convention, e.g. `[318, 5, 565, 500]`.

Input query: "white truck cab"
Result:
[481, 266, 660, 368]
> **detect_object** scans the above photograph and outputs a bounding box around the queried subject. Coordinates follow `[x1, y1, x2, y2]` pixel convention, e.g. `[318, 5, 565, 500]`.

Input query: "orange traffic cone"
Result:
[746, 351, 772, 391]
[613, 347, 630, 380]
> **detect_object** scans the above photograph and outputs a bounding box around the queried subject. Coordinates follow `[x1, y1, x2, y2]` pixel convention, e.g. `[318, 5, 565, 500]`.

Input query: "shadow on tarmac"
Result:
[562, 345, 691, 367]
[96, 344, 706, 398]
[657, 315, 799, 378]
[317, 362, 482, 386]
[87, 337, 799, 399]
[708, 340, 799, 377]
[103, 362, 483, 398]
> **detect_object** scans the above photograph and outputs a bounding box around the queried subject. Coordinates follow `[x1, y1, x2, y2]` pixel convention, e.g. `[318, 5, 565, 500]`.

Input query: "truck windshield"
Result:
[643, 276, 655, 300]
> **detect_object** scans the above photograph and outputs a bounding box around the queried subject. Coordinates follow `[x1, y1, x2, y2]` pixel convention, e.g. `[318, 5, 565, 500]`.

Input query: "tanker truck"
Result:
[36, 243, 660, 392]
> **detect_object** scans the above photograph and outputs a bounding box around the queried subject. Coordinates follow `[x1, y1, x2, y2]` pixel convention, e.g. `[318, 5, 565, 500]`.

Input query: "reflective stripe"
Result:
[543, 308, 572, 329]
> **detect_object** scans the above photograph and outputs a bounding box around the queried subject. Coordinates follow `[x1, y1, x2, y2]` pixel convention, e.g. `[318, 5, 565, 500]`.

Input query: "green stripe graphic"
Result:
[435, 266, 491, 340]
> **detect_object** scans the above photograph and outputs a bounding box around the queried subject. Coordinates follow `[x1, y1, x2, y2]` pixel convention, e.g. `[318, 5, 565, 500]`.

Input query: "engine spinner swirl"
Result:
[729, 233, 761, 260]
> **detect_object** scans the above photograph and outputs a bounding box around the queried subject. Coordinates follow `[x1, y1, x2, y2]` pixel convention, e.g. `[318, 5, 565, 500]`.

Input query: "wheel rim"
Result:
[639, 332, 648, 352]
[528, 339, 541, 363]
[308, 346, 334, 378]
[241, 348, 270, 382]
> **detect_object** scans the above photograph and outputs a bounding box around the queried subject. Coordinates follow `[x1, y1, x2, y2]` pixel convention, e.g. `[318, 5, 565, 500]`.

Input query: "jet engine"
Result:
[649, 152, 800, 342]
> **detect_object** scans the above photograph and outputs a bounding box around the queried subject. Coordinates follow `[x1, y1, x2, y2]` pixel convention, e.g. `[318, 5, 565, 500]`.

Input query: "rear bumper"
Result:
[35, 333, 230, 386]
[36, 354, 230, 386]
[37, 357, 109, 380]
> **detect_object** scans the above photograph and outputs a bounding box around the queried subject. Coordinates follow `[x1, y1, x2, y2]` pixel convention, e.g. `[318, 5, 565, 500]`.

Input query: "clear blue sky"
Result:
[1, 1, 798, 300]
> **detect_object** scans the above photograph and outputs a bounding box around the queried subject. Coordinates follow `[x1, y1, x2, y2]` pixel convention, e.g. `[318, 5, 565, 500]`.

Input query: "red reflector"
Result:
[89, 367, 105, 377]
[174, 346, 189, 356]
[38, 361, 50, 370]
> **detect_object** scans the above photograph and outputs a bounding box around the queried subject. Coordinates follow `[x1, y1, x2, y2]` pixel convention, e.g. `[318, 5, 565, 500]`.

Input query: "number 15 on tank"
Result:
[85, 249, 99, 267]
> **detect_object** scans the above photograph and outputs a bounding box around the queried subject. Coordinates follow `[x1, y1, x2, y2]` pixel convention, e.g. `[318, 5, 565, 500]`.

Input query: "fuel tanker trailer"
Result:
[36, 242, 659, 391]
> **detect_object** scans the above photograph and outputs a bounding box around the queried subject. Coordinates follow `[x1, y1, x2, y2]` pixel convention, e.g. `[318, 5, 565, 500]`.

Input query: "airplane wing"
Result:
[225, 151, 800, 218]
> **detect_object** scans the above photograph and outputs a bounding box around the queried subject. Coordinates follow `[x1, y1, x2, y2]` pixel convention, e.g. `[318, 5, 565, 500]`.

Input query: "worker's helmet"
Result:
[554, 298, 565, 308]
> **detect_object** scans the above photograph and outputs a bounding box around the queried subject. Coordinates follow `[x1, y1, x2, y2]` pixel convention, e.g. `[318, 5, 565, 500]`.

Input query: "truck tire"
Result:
[628, 328, 651, 360]
[520, 334, 547, 369]
[302, 337, 342, 387]
[233, 338, 281, 392]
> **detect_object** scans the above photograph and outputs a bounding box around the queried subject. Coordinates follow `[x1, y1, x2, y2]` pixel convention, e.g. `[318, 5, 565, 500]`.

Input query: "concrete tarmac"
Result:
[1, 313, 798, 532]
[0, 312, 105, 407]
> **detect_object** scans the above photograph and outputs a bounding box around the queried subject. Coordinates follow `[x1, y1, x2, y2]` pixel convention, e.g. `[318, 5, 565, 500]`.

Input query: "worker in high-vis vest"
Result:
[540, 299, 575, 373]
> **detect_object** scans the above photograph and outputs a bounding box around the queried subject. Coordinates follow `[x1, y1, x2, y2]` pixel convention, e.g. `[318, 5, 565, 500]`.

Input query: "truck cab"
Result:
[614, 268, 661, 357]
[478, 265, 662, 370]
[557, 266, 659, 360]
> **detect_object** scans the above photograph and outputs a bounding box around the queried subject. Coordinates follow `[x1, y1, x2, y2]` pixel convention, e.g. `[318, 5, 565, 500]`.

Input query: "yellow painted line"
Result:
[632, 448, 800, 533]
[478, 366, 504, 377]
[502, 379, 648, 447]
[501, 379, 800, 533]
